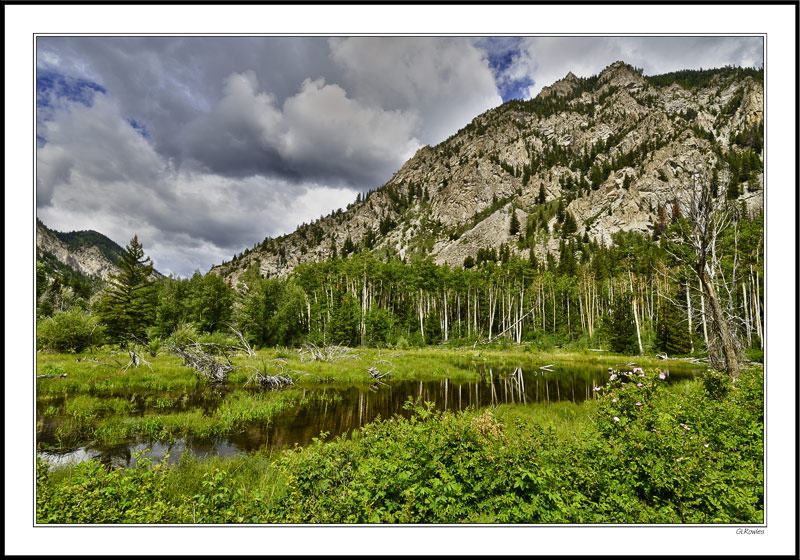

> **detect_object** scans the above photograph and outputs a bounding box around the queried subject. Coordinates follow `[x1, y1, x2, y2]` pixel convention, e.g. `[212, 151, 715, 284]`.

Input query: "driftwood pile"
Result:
[243, 359, 300, 390]
[168, 343, 235, 383]
[299, 342, 356, 362]
[245, 372, 294, 390]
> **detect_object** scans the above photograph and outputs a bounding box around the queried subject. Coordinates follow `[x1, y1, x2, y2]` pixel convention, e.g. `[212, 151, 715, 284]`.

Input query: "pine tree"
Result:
[655, 294, 693, 356]
[509, 208, 520, 235]
[710, 168, 720, 198]
[561, 211, 577, 238]
[342, 235, 355, 256]
[96, 235, 156, 345]
[537, 184, 546, 204]
[607, 292, 639, 354]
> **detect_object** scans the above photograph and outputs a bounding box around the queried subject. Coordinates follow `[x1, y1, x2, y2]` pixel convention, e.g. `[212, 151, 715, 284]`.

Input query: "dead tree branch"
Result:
[299, 342, 357, 362]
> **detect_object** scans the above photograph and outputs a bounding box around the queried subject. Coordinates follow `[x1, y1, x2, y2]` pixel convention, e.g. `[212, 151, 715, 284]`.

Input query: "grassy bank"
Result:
[37, 365, 763, 524]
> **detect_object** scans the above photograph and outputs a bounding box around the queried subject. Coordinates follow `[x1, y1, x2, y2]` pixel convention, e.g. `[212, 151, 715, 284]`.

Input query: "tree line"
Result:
[37, 202, 763, 377]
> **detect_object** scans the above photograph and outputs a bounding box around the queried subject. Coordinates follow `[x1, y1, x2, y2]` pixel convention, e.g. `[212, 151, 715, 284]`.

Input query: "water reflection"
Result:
[38, 362, 702, 468]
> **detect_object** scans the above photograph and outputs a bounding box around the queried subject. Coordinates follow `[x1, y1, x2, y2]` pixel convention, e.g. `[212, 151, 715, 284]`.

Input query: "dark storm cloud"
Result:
[35, 36, 762, 276]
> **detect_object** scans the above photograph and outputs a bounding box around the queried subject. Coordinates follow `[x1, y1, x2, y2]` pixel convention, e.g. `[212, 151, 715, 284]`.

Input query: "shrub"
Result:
[593, 367, 763, 522]
[36, 310, 104, 353]
[166, 322, 199, 346]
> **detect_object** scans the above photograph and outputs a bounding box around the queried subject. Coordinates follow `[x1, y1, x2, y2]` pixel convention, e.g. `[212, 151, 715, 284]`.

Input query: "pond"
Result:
[37, 360, 705, 469]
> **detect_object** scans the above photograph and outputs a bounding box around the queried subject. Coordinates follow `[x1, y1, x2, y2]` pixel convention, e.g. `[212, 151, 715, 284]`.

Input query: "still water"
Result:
[37, 361, 704, 469]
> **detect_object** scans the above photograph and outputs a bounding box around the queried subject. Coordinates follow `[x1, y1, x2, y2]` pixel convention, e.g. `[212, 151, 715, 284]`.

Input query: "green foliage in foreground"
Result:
[37, 367, 762, 524]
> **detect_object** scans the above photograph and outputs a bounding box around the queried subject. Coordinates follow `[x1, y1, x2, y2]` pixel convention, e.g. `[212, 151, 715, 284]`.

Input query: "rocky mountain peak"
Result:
[210, 63, 763, 285]
[597, 60, 647, 92]
[538, 70, 580, 98]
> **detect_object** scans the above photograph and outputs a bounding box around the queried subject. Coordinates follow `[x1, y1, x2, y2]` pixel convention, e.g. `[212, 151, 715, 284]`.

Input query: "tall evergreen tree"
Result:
[537, 184, 546, 204]
[561, 211, 578, 238]
[509, 208, 520, 236]
[607, 292, 639, 354]
[96, 235, 156, 345]
[655, 294, 693, 356]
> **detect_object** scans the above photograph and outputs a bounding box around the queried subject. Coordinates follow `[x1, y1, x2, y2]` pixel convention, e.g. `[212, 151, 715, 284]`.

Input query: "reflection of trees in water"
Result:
[41, 365, 702, 469]
[90, 444, 132, 470]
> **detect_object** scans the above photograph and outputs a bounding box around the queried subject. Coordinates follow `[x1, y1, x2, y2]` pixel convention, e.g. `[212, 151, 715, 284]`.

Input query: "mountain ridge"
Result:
[210, 61, 763, 285]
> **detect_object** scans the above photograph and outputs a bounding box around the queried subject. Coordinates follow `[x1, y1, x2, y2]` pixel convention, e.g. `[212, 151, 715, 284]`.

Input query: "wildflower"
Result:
[659, 372, 666, 380]
[610, 374, 617, 381]
[635, 402, 642, 406]
[612, 398, 618, 402]
[684, 426, 690, 431]
[613, 416, 620, 422]
[633, 367, 643, 373]
[704, 444, 709, 448]
[593, 386, 601, 392]
[637, 383, 643, 387]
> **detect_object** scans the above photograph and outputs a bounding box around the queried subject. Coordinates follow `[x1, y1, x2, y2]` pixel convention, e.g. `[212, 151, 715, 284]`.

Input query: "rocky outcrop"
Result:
[37, 220, 121, 281]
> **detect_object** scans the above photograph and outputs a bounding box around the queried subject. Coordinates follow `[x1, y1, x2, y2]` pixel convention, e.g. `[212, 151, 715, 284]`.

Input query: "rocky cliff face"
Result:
[211, 61, 763, 285]
[36, 220, 123, 282]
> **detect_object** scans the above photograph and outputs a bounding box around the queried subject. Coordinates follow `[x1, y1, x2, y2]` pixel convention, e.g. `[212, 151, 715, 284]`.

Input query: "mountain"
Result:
[210, 61, 763, 285]
[37, 219, 128, 282]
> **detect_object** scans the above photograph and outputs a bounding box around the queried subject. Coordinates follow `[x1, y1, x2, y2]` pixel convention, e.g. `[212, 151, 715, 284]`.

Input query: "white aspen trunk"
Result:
[699, 277, 709, 348]
[518, 284, 525, 344]
[419, 290, 425, 340]
[567, 295, 571, 336]
[686, 281, 694, 353]
[629, 271, 643, 355]
[361, 273, 367, 346]
[742, 282, 751, 348]
[751, 267, 763, 349]
[466, 289, 471, 337]
[457, 293, 461, 339]
[474, 287, 478, 336]
[488, 285, 497, 341]
[443, 289, 449, 342]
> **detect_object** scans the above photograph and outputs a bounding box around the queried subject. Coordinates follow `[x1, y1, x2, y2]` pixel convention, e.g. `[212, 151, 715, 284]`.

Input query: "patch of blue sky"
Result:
[128, 119, 152, 142]
[475, 37, 535, 102]
[36, 69, 106, 109]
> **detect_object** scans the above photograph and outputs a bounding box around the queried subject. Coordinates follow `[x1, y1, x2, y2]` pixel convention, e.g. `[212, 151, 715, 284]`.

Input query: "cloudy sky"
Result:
[36, 36, 763, 277]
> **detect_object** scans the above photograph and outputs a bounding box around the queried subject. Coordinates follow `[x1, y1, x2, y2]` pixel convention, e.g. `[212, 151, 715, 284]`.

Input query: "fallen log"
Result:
[37, 373, 67, 379]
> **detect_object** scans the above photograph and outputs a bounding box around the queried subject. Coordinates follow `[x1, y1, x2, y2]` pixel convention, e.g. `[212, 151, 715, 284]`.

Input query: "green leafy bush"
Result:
[37, 310, 104, 353]
[594, 367, 763, 522]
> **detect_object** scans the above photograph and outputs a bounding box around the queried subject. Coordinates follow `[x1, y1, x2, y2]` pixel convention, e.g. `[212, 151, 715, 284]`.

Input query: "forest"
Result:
[37, 205, 764, 369]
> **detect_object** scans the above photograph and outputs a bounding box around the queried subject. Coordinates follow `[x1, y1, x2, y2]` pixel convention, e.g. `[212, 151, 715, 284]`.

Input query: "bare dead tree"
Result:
[225, 323, 256, 357]
[665, 173, 741, 379]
